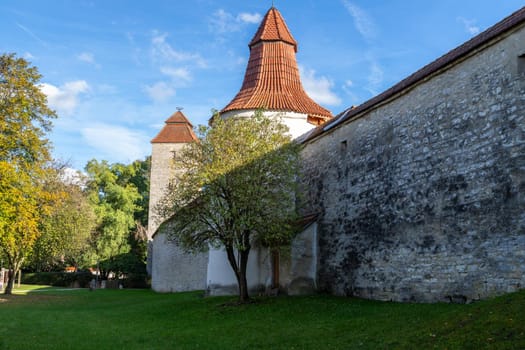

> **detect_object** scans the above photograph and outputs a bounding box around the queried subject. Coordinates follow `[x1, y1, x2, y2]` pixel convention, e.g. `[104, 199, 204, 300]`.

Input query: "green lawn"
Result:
[0, 285, 523, 349]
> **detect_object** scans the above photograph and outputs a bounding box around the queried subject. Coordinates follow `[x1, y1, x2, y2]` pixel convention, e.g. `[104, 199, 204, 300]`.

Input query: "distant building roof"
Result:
[303, 6, 525, 143]
[221, 7, 333, 125]
[151, 110, 198, 143]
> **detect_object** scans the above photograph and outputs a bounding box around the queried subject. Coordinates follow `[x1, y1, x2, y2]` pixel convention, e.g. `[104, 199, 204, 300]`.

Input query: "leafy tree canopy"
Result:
[0, 53, 55, 166]
[161, 111, 301, 302]
[29, 167, 96, 272]
[0, 53, 57, 294]
[84, 159, 148, 279]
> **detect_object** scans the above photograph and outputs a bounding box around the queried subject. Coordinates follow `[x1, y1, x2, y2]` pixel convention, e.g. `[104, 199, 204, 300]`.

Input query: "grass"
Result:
[0, 285, 524, 349]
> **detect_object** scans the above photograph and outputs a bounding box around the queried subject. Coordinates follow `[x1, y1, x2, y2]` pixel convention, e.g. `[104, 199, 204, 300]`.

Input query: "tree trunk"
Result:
[4, 256, 23, 295]
[238, 248, 250, 303]
[225, 244, 251, 303]
[4, 268, 15, 295]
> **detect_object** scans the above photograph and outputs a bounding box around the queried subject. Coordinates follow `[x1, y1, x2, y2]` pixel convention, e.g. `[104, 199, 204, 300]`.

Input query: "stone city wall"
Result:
[151, 227, 208, 293]
[149, 142, 209, 290]
[300, 24, 525, 302]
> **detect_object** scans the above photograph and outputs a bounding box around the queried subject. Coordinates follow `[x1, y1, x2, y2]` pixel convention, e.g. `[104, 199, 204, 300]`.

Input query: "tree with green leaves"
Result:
[160, 112, 300, 303]
[128, 157, 151, 227]
[29, 168, 96, 271]
[85, 159, 144, 279]
[0, 53, 57, 294]
[0, 53, 55, 164]
[0, 162, 45, 293]
[117, 157, 150, 270]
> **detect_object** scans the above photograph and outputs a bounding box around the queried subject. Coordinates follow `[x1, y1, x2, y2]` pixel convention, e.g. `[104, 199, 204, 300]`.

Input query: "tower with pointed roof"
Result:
[204, 7, 333, 296]
[221, 6, 333, 138]
[148, 110, 198, 239]
[149, 5, 525, 301]
[150, 6, 333, 295]
[148, 110, 208, 292]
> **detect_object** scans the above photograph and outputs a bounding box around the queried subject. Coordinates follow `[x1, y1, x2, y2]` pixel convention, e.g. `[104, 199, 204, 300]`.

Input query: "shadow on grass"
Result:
[0, 284, 88, 304]
[13, 284, 83, 293]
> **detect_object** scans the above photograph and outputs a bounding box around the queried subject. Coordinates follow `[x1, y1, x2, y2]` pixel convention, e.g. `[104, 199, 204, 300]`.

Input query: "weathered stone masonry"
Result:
[148, 115, 208, 292]
[300, 22, 525, 302]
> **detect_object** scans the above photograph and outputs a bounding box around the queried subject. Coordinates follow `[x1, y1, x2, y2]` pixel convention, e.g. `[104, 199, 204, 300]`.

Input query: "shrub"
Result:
[120, 273, 149, 289]
[21, 271, 93, 288]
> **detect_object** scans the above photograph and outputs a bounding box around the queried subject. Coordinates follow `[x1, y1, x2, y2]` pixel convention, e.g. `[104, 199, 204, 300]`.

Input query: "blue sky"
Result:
[1, 1, 523, 170]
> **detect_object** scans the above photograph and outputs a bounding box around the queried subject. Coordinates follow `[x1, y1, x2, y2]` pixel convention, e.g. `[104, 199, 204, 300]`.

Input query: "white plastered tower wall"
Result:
[220, 110, 317, 140]
[149, 7, 331, 296]
[206, 7, 332, 296]
[205, 109, 321, 296]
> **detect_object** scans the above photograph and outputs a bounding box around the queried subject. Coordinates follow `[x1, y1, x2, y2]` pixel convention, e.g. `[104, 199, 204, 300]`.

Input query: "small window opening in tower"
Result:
[518, 53, 525, 75]
[340, 140, 348, 152]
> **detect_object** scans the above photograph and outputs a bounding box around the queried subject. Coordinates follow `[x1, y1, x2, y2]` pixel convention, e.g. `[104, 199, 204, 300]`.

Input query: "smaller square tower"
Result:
[147, 110, 198, 239]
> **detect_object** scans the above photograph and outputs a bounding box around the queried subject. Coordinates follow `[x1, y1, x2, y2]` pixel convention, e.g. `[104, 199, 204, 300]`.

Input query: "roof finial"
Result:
[176, 106, 183, 111]
[272, 0, 275, 8]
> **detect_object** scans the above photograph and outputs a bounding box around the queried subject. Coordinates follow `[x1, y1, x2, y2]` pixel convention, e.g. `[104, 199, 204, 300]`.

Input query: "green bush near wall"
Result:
[21, 271, 93, 288]
[21, 271, 150, 289]
[120, 273, 149, 289]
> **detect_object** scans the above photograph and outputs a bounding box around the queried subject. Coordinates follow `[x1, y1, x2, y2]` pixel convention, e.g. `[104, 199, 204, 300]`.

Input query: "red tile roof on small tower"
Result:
[151, 110, 198, 143]
[221, 7, 333, 125]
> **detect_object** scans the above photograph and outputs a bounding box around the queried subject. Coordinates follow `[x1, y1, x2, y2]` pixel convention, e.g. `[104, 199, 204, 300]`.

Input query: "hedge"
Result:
[21, 271, 93, 288]
[21, 271, 150, 289]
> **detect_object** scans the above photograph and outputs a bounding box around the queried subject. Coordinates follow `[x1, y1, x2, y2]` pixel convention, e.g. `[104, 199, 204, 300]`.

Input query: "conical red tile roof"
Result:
[151, 110, 198, 143]
[221, 7, 332, 125]
[249, 7, 298, 52]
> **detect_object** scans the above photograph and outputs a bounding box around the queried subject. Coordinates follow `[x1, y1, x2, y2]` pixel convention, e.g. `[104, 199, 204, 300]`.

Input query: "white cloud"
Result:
[77, 52, 95, 64]
[365, 61, 384, 95]
[300, 66, 341, 106]
[64, 80, 89, 92]
[143, 81, 175, 102]
[16, 22, 47, 46]
[238, 12, 262, 24]
[160, 66, 192, 82]
[210, 9, 239, 33]
[96, 84, 117, 94]
[148, 33, 205, 98]
[60, 167, 87, 187]
[236, 56, 246, 65]
[24, 52, 35, 60]
[342, 80, 359, 105]
[457, 17, 480, 35]
[81, 124, 149, 163]
[342, 1, 377, 40]
[151, 31, 207, 68]
[209, 9, 262, 33]
[125, 32, 135, 44]
[40, 80, 90, 116]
